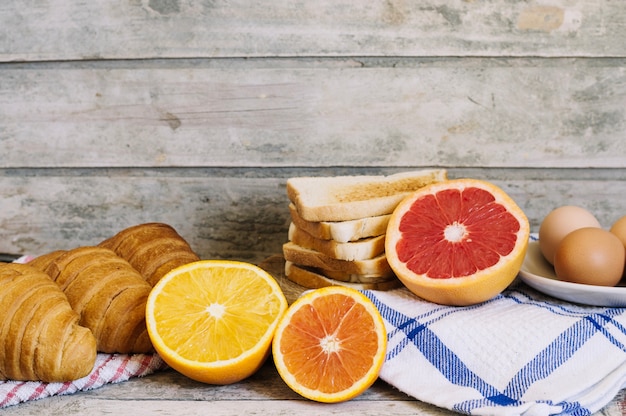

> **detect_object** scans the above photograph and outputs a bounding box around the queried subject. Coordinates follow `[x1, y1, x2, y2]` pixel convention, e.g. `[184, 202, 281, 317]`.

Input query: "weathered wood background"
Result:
[1, 0, 624, 263]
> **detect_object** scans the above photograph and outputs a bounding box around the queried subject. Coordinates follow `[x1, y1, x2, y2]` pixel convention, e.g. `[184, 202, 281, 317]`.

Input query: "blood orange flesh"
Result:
[386, 178, 529, 306]
[271, 286, 386, 403]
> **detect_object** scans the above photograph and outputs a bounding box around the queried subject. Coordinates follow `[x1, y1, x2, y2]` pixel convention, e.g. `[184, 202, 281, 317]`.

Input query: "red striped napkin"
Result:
[0, 353, 167, 408]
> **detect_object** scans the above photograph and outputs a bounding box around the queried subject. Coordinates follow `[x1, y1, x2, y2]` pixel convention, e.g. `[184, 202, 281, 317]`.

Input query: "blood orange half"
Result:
[385, 178, 529, 306]
[271, 286, 387, 403]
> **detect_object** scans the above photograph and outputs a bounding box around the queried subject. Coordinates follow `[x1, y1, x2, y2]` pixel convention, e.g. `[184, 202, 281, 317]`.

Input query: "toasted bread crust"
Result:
[284, 261, 401, 291]
[287, 169, 447, 222]
[288, 223, 385, 261]
[282, 242, 391, 275]
[289, 204, 390, 243]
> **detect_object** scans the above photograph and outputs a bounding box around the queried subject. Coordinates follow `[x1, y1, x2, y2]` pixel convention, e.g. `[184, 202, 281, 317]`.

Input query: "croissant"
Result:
[0, 263, 97, 382]
[27, 249, 66, 272]
[99, 222, 199, 286]
[34, 246, 153, 354]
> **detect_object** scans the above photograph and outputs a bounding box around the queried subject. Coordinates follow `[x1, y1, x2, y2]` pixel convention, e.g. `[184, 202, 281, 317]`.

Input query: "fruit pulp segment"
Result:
[153, 266, 282, 362]
[397, 187, 520, 279]
[279, 293, 379, 393]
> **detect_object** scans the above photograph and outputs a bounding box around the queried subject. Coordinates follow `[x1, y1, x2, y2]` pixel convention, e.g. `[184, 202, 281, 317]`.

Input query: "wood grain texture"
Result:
[1, 367, 623, 415]
[1, 58, 625, 169]
[0, 169, 624, 261]
[0, 2, 623, 260]
[1, 0, 624, 61]
[0, 367, 451, 416]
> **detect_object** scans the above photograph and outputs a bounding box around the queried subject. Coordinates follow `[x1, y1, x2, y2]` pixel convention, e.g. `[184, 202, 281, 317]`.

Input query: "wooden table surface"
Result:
[2, 363, 625, 416]
[1, 363, 444, 416]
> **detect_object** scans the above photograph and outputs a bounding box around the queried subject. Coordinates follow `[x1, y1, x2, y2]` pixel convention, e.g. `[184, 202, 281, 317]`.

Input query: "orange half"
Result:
[145, 260, 288, 384]
[272, 286, 387, 403]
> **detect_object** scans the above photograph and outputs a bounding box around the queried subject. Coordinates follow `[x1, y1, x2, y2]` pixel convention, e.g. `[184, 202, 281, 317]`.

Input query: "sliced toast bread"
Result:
[282, 242, 391, 276]
[288, 223, 385, 261]
[289, 203, 390, 243]
[286, 169, 448, 222]
[285, 261, 402, 291]
[321, 268, 396, 283]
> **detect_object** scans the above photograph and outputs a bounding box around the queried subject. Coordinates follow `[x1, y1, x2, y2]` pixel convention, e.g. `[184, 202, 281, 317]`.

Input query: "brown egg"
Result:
[539, 206, 601, 265]
[610, 216, 626, 248]
[554, 227, 625, 287]
[610, 215, 626, 278]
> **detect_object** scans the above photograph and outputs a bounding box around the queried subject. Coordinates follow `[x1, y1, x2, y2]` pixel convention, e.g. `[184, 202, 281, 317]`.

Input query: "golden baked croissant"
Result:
[33, 246, 153, 354]
[99, 222, 199, 286]
[27, 249, 66, 272]
[0, 263, 97, 382]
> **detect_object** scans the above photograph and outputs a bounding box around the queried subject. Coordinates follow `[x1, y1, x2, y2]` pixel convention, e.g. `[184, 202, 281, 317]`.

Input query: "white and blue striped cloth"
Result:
[365, 280, 626, 415]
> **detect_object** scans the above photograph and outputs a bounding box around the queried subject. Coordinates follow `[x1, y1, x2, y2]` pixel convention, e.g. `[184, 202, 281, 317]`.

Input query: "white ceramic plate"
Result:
[518, 241, 626, 307]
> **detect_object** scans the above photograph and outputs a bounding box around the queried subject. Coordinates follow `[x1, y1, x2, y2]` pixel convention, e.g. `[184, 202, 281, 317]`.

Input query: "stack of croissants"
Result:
[0, 223, 200, 383]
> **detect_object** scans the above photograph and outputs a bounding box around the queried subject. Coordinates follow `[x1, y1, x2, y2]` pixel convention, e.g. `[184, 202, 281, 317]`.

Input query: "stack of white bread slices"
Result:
[283, 169, 448, 290]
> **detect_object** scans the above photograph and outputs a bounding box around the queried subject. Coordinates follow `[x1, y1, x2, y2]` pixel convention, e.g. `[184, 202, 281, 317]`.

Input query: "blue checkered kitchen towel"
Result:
[365, 282, 626, 415]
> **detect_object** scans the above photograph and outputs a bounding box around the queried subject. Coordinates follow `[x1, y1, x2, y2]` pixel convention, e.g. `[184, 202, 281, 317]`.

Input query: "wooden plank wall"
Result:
[1, 0, 624, 263]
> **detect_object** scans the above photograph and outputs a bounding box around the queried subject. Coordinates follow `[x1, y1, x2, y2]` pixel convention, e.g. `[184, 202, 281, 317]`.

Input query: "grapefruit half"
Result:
[385, 178, 529, 306]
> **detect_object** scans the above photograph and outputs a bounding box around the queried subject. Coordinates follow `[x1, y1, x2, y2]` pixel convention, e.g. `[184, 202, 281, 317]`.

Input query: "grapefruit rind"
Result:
[385, 178, 530, 306]
[272, 286, 387, 403]
[145, 260, 288, 385]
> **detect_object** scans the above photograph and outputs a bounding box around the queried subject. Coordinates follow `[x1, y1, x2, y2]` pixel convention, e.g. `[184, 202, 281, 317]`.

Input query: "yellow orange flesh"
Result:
[385, 178, 530, 306]
[145, 260, 288, 384]
[272, 286, 387, 403]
